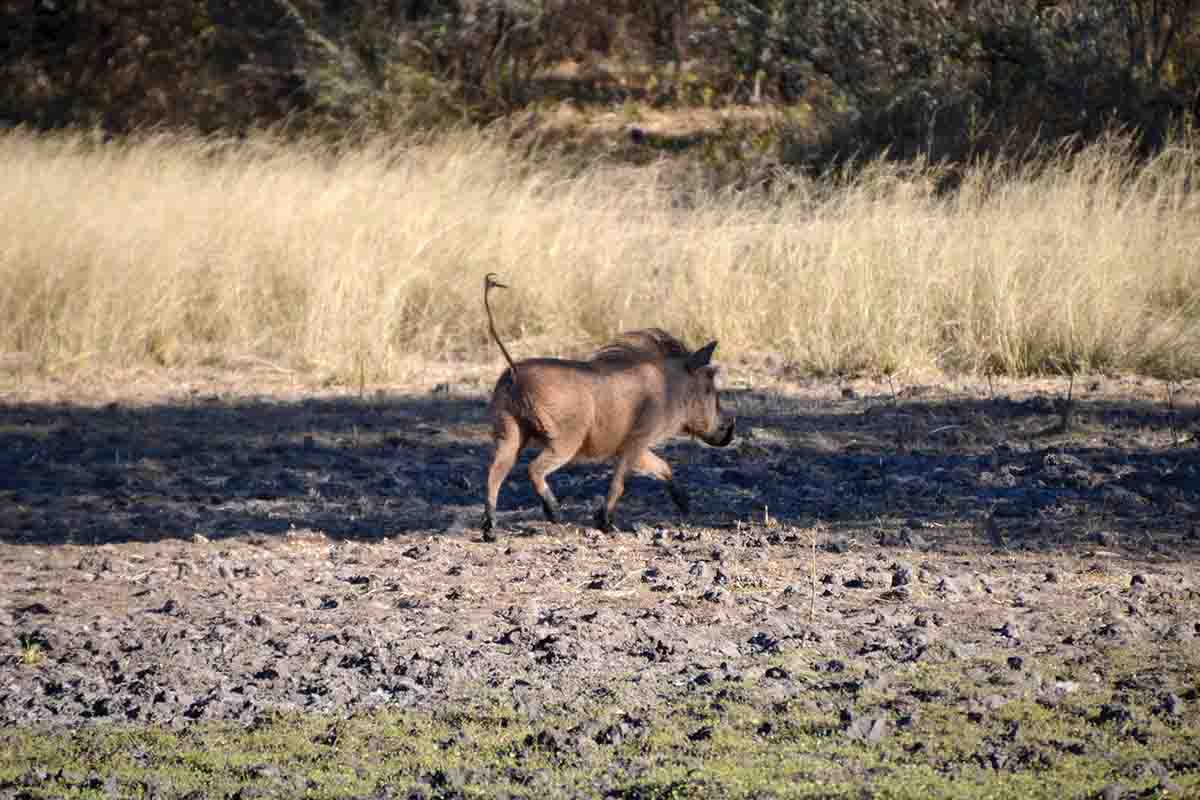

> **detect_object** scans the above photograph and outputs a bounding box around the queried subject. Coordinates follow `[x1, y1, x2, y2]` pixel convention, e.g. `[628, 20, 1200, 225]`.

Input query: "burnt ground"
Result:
[1, 364, 1199, 795]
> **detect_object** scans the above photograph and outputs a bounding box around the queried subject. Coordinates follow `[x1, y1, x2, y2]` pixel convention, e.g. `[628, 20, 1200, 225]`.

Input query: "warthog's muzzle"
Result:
[700, 418, 736, 447]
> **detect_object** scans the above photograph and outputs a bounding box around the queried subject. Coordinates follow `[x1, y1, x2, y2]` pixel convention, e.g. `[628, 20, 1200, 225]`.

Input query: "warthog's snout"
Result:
[701, 418, 736, 448]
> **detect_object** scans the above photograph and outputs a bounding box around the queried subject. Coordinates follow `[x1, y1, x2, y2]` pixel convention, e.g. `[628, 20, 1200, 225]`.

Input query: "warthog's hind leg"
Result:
[529, 439, 580, 524]
[483, 414, 525, 542]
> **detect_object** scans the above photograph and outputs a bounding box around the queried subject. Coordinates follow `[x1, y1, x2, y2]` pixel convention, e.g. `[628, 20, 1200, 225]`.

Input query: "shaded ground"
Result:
[1, 365, 1199, 797]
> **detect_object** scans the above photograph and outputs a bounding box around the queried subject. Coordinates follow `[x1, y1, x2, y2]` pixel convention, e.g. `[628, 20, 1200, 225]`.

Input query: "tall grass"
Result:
[2, 127, 1199, 380]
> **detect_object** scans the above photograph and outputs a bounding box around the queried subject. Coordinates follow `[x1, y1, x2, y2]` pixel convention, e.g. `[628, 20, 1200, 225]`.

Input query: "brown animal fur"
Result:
[481, 274, 735, 539]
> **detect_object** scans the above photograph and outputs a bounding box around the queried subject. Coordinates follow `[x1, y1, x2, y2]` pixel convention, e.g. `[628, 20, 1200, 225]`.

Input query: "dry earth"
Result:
[1, 363, 1199, 796]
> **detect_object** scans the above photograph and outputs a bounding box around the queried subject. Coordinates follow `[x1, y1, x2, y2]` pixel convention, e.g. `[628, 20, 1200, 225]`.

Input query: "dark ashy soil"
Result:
[2, 366, 1199, 779]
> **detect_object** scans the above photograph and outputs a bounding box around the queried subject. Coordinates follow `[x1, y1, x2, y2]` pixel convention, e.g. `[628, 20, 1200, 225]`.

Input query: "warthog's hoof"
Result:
[594, 507, 618, 533]
[668, 484, 690, 515]
[541, 497, 561, 524]
[481, 511, 497, 542]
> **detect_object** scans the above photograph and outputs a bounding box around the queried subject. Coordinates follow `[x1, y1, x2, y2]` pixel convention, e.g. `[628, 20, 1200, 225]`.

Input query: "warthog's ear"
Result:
[687, 341, 719, 372]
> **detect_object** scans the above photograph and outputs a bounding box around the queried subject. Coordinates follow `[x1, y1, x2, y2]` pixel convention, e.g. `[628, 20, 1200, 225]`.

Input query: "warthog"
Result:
[481, 273, 735, 539]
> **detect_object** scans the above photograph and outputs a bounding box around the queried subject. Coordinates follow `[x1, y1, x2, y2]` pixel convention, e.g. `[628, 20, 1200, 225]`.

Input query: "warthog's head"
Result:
[683, 341, 736, 447]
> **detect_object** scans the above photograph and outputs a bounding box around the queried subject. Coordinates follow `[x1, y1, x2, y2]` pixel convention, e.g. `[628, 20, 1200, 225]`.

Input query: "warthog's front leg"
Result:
[481, 503, 497, 542]
[633, 450, 688, 515]
[598, 443, 671, 532]
[594, 505, 617, 532]
[595, 452, 634, 533]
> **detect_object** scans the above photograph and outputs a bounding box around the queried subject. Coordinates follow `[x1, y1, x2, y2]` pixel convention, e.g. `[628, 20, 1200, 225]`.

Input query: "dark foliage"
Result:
[1, 1, 1198, 162]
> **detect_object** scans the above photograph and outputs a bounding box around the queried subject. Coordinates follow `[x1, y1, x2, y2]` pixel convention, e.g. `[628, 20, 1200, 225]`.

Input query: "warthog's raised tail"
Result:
[484, 272, 517, 386]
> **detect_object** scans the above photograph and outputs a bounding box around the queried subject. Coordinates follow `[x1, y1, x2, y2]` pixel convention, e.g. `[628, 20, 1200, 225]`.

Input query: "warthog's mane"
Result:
[588, 328, 692, 365]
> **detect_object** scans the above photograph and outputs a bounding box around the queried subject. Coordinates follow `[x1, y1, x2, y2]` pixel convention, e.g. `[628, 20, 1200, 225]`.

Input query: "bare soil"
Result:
[2, 364, 1199, 793]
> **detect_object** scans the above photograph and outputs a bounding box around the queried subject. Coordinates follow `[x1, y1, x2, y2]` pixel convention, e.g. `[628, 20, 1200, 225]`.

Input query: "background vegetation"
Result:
[4, 1, 1200, 162]
[2, 1, 1199, 380]
[2, 126, 1198, 380]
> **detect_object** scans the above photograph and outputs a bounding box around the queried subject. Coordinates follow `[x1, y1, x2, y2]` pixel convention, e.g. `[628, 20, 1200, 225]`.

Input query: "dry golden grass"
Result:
[2, 127, 1198, 381]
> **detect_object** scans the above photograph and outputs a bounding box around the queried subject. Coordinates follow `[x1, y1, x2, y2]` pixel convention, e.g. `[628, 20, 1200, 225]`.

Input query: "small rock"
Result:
[1007, 656, 1024, 671]
[59, 768, 87, 787]
[879, 529, 927, 549]
[524, 729, 560, 753]
[147, 599, 177, 615]
[981, 745, 1007, 770]
[899, 628, 929, 649]
[748, 632, 780, 654]
[844, 715, 890, 743]
[863, 671, 893, 692]
[1130, 574, 1148, 587]
[1097, 783, 1124, 800]
[21, 769, 51, 787]
[1158, 693, 1183, 717]
[1094, 703, 1132, 726]
[936, 576, 960, 596]
[824, 537, 850, 554]
[981, 694, 1009, 710]
[230, 787, 274, 800]
[892, 562, 915, 588]
[14, 602, 52, 617]
[248, 764, 282, 780]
